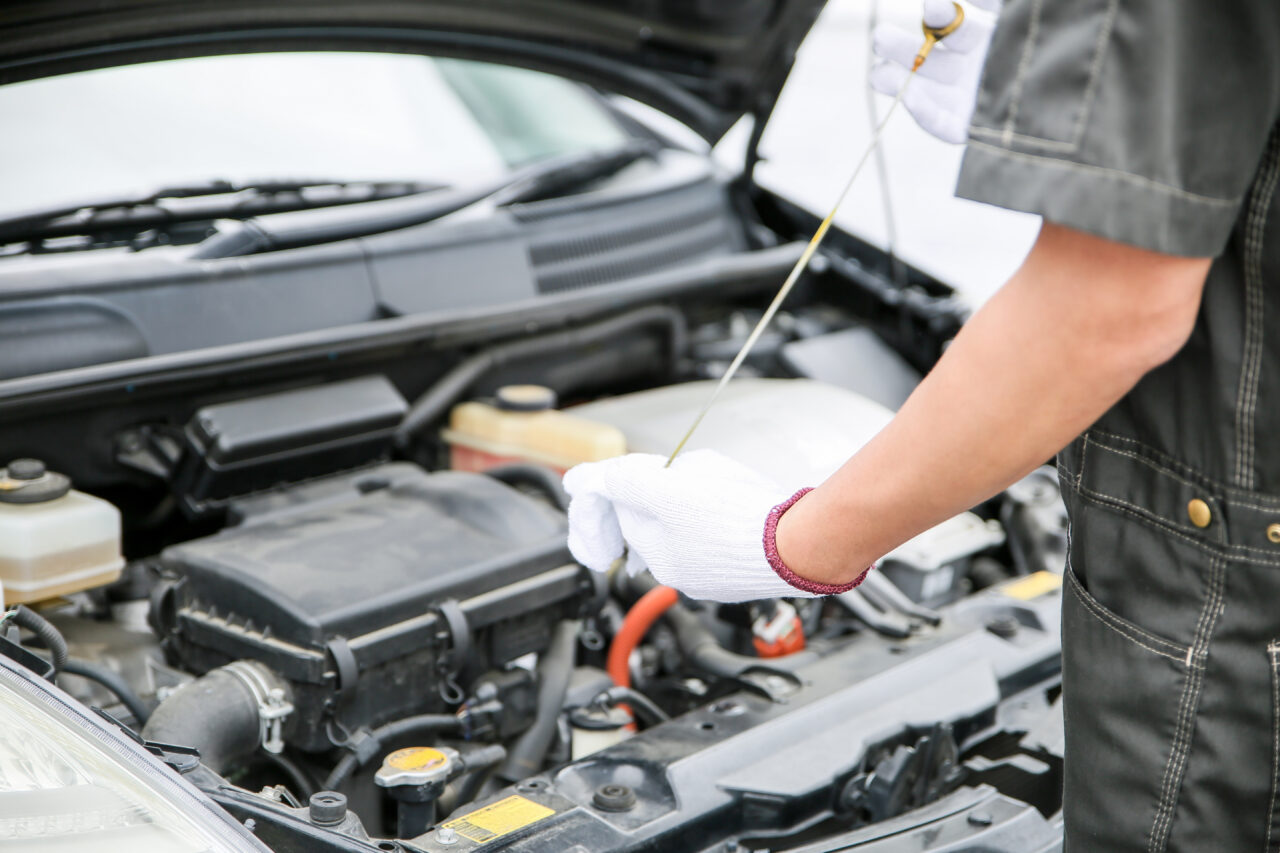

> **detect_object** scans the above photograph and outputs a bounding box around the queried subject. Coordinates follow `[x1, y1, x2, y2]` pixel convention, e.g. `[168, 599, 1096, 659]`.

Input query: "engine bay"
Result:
[0, 266, 1069, 851]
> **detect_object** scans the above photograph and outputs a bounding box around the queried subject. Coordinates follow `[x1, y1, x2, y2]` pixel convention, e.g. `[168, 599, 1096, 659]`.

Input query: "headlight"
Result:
[0, 656, 266, 851]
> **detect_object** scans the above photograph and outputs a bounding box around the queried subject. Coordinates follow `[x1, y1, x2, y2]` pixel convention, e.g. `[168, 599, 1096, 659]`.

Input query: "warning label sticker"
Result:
[1002, 571, 1062, 601]
[442, 795, 555, 845]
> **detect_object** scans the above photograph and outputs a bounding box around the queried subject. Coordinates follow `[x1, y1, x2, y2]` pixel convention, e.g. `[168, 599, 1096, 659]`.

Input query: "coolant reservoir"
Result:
[444, 385, 626, 473]
[0, 459, 124, 605]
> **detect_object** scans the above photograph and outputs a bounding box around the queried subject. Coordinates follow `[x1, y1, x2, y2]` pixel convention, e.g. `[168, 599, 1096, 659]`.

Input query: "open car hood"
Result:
[0, 0, 827, 142]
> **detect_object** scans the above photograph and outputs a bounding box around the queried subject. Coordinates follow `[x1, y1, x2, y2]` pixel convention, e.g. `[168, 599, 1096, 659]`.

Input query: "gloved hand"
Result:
[869, 0, 1001, 144]
[564, 449, 867, 603]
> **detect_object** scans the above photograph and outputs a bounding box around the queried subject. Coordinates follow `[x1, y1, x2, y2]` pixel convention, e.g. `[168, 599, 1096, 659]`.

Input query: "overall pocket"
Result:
[1061, 563, 1195, 853]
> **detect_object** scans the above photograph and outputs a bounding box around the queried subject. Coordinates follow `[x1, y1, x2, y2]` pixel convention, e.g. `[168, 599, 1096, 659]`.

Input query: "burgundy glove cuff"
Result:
[763, 488, 871, 596]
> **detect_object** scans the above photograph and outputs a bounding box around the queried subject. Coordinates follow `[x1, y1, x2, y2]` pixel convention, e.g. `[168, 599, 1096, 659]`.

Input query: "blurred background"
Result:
[0, 0, 1040, 306]
[755, 0, 1040, 306]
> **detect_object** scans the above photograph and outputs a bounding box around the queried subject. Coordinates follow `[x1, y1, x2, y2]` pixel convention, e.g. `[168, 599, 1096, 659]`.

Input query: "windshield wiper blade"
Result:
[488, 140, 658, 207]
[194, 140, 661, 259]
[0, 179, 447, 247]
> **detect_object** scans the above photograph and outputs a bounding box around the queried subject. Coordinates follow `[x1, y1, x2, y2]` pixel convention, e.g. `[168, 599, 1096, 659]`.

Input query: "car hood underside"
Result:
[0, 0, 827, 141]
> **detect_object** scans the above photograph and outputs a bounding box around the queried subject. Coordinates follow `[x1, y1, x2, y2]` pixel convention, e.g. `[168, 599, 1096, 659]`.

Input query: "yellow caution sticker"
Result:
[1002, 571, 1062, 601]
[442, 795, 555, 844]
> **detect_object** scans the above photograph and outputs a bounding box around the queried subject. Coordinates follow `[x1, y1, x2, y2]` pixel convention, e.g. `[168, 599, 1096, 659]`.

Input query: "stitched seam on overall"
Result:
[1089, 437, 1205, 494]
[1265, 641, 1280, 853]
[970, 125, 1078, 151]
[1241, 134, 1280, 486]
[1076, 482, 1210, 542]
[1148, 556, 1226, 852]
[1235, 125, 1280, 489]
[966, 142, 1242, 206]
[1001, 0, 1043, 148]
[1077, 434, 1089, 489]
[1075, 487, 1280, 568]
[1066, 0, 1119, 146]
[974, 0, 1117, 153]
[1072, 479, 1280, 557]
[1089, 429, 1280, 509]
[1066, 569, 1188, 661]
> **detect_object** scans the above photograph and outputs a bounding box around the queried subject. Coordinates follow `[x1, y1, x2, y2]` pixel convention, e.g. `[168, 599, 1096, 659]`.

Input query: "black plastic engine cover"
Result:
[156, 463, 591, 751]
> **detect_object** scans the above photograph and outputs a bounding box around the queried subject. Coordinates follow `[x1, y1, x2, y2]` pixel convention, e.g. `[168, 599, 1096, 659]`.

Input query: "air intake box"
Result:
[154, 463, 592, 751]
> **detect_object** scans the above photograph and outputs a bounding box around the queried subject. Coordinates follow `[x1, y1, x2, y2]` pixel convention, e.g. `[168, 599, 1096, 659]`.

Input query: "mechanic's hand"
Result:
[870, 0, 1001, 144]
[564, 450, 863, 603]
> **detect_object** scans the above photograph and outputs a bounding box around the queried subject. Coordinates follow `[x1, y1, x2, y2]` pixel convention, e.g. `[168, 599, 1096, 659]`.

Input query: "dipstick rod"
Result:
[665, 81, 912, 467]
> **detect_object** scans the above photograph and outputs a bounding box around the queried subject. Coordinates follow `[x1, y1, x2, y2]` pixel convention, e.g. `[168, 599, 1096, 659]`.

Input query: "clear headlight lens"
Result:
[0, 659, 265, 851]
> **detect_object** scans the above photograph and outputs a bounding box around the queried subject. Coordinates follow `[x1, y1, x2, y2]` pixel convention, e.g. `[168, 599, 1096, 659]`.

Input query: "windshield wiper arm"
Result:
[0, 178, 447, 247]
[193, 140, 660, 259]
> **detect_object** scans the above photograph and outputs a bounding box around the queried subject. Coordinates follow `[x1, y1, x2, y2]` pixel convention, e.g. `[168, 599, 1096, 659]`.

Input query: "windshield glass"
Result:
[0, 52, 629, 218]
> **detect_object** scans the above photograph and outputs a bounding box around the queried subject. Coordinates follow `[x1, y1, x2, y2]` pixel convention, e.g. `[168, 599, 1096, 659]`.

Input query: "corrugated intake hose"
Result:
[142, 661, 290, 774]
[496, 619, 580, 783]
[395, 306, 687, 448]
[323, 714, 464, 791]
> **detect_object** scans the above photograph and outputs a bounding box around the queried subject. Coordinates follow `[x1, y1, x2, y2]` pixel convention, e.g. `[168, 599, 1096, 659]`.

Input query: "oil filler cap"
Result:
[0, 459, 71, 504]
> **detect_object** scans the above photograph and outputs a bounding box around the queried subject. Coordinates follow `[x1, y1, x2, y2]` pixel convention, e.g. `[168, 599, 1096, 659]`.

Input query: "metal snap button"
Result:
[1268, 524, 1280, 544]
[1187, 499, 1212, 528]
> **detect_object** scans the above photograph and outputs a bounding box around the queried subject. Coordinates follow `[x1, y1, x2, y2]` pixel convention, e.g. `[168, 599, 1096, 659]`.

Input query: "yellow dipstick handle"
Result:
[664, 2, 966, 468]
[914, 2, 965, 71]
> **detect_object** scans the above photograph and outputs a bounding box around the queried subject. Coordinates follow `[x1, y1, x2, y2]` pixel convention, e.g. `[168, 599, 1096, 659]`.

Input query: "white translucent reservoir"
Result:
[0, 460, 123, 605]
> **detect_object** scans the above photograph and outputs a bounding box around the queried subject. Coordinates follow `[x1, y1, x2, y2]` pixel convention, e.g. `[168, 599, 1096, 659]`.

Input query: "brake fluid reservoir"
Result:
[444, 386, 626, 474]
[0, 459, 124, 605]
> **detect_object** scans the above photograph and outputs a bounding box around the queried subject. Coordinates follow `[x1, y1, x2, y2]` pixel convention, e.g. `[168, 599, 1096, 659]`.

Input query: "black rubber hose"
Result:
[12, 605, 67, 679]
[261, 750, 317, 800]
[323, 714, 464, 791]
[665, 605, 816, 679]
[496, 620, 579, 782]
[597, 685, 670, 728]
[484, 464, 570, 511]
[61, 658, 151, 724]
[142, 662, 288, 775]
[437, 744, 509, 818]
[395, 306, 687, 448]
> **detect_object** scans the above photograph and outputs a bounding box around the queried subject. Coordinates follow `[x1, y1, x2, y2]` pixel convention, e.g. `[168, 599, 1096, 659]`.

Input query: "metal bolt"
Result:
[243, 818, 257, 832]
[437, 827, 458, 845]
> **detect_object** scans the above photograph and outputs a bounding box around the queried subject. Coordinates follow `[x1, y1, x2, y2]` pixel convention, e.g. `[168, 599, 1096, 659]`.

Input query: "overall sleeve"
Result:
[956, 0, 1280, 257]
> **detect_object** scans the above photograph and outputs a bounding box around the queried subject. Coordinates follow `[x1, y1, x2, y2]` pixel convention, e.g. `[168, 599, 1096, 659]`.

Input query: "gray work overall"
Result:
[953, 0, 1280, 848]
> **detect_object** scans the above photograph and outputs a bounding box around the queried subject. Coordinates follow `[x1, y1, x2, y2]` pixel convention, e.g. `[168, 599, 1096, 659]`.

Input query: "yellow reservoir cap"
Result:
[374, 745, 457, 788]
[386, 747, 448, 772]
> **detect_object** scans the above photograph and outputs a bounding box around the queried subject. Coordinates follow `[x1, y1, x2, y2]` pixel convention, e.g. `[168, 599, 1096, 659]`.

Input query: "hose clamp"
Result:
[223, 661, 294, 755]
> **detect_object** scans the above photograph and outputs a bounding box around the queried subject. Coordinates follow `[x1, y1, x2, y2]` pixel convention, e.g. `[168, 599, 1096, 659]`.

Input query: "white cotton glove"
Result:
[564, 450, 863, 603]
[870, 0, 1001, 144]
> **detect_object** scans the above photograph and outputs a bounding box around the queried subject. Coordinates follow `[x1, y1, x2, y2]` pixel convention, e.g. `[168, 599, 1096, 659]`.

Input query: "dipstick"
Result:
[664, 3, 964, 468]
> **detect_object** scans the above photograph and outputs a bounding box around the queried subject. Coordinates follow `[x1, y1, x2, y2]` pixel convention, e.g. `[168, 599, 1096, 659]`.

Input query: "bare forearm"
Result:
[776, 224, 1210, 584]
